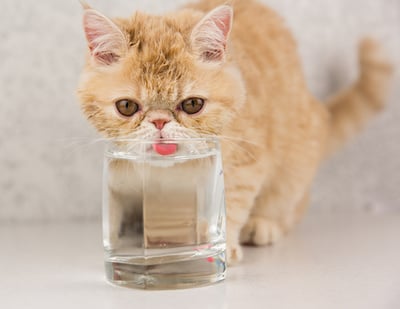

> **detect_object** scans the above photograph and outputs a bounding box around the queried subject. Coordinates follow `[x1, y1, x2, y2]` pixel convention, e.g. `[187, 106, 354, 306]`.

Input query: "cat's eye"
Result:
[180, 98, 205, 115]
[115, 99, 139, 117]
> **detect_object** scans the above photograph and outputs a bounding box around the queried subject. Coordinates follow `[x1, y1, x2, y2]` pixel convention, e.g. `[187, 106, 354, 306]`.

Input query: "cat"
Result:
[77, 0, 392, 264]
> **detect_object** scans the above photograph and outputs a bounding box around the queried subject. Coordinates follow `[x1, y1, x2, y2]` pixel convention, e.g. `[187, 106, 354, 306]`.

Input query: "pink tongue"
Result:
[152, 143, 178, 156]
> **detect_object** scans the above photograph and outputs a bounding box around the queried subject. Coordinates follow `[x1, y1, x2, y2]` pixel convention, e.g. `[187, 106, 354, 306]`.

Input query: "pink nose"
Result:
[152, 119, 170, 130]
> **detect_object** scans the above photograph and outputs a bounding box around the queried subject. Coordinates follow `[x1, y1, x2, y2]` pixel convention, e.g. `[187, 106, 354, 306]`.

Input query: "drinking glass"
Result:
[102, 138, 226, 289]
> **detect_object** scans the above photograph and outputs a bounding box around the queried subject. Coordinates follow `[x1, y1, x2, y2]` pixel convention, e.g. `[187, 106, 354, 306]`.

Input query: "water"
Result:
[102, 140, 226, 289]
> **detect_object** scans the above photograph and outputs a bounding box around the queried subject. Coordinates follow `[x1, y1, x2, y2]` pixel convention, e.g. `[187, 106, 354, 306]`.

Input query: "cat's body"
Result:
[78, 0, 392, 263]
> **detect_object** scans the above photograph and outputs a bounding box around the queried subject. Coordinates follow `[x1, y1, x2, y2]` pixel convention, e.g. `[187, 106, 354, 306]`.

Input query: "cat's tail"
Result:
[325, 38, 393, 155]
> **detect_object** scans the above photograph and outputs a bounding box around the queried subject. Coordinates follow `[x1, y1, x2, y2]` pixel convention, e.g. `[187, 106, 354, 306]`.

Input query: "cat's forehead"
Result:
[119, 13, 195, 103]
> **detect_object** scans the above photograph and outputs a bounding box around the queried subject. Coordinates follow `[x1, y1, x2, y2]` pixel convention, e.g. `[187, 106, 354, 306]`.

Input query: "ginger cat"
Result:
[77, 0, 392, 264]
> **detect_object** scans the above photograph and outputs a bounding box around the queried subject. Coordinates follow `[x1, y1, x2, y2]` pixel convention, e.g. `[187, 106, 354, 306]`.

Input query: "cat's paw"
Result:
[240, 216, 283, 246]
[226, 241, 243, 265]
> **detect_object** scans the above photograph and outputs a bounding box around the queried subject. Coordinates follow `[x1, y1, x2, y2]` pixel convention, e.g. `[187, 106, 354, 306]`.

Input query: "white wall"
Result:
[0, 0, 399, 222]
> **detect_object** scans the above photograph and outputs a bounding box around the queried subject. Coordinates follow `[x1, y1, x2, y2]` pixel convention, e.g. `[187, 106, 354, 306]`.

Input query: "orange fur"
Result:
[77, 0, 392, 264]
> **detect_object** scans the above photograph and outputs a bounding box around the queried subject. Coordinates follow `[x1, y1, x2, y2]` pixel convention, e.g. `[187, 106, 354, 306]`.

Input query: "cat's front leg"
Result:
[224, 162, 267, 265]
[107, 188, 125, 250]
[240, 183, 311, 247]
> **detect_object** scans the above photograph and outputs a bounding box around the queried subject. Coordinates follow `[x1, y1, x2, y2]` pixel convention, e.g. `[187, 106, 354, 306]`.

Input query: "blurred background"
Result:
[1, 0, 399, 223]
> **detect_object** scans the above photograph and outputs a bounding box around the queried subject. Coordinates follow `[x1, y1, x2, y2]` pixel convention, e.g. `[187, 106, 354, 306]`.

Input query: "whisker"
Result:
[220, 138, 258, 161]
[183, 126, 260, 161]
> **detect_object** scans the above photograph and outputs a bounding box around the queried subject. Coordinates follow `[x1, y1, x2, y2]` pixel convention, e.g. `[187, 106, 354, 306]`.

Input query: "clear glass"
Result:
[102, 138, 226, 289]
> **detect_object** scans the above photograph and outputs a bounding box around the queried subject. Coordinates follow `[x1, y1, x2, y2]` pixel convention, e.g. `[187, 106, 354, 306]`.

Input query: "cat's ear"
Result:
[83, 8, 128, 65]
[190, 5, 233, 63]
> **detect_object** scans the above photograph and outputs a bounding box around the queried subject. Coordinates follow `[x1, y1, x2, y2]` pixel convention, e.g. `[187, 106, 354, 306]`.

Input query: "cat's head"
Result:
[77, 5, 245, 141]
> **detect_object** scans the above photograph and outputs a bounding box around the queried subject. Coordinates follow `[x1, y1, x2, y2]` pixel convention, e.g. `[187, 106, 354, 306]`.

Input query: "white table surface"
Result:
[1, 211, 399, 309]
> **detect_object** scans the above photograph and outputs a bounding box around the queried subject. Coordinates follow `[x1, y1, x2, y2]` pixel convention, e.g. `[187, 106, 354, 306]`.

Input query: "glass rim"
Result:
[105, 136, 220, 144]
[104, 136, 221, 159]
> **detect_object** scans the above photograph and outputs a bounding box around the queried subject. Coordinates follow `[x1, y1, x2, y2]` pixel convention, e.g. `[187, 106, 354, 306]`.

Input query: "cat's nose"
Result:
[151, 119, 170, 130]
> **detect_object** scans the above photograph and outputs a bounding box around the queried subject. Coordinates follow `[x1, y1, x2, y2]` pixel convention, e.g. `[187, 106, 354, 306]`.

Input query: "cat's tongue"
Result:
[152, 143, 177, 156]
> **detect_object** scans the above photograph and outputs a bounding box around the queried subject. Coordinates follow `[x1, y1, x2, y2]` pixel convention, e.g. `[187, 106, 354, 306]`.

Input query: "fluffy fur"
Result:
[77, 0, 392, 264]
